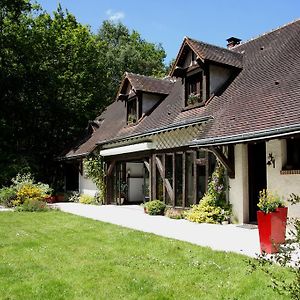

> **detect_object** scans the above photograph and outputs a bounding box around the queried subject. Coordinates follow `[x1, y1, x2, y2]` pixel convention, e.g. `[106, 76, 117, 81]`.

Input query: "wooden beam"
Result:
[149, 156, 152, 200]
[162, 154, 166, 203]
[172, 153, 175, 207]
[193, 151, 197, 204]
[107, 160, 116, 176]
[208, 146, 235, 178]
[182, 152, 186, 208]
[152, 154, 156, 200]
[155, 156, 174, 202]
[143, 160, 150, 173]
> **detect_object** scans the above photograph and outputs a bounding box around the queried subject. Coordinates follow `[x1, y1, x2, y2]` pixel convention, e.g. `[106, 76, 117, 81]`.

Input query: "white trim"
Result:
[99, 142, 154, 157]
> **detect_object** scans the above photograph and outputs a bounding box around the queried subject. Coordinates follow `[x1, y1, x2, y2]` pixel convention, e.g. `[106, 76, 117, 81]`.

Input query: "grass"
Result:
[0, 211, 291, 300]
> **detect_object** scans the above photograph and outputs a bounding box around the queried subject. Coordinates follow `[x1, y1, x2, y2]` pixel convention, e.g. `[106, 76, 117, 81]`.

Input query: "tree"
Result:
[97, 21, 167, 101]
[0, 3, 168, 188]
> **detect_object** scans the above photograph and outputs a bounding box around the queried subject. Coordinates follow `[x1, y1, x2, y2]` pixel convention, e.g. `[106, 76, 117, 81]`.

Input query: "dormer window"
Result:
[185, 71, 203, 106]
[127, 98, 138, 125]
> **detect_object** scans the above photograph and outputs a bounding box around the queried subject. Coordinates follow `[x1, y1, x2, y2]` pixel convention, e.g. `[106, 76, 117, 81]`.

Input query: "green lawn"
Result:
[0, 211, 290, 300]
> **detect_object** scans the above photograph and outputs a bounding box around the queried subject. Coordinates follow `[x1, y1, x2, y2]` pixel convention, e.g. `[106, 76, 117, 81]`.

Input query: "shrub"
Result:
[0, 173, 52, 208]
[257, 189, 285, 213]
[185, 194, 223, 224]
[16, 184, 45, 205]
[165, 208, 184, 219]
[79, 194, 95, 204]
[94, 191, 104, 205]
[144, 200, 166, 215]
[0, 187, 17, 207]
[15, 199, 49, 212]
[185, 163, 232, 224]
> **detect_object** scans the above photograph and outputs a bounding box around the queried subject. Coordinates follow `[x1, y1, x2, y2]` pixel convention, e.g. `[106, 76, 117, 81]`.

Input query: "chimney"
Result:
[226, 37, 241, 49]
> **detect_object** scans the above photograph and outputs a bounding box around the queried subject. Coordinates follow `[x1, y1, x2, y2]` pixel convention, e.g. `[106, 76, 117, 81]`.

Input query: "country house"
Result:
[63, 20, 300, 223]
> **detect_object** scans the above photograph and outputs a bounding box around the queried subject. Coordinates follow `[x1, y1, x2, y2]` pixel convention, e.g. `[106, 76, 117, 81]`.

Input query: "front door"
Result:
[248, 142, 267, 222]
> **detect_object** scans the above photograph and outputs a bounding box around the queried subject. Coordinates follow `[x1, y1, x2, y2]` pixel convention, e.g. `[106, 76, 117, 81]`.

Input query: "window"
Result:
[285, 137, 300, 170]
[185, 72, 203, 106]
[127, 98, 137, 124]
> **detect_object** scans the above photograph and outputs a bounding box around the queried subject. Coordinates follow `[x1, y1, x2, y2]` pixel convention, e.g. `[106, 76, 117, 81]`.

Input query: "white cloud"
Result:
[106, 9, 125, 22]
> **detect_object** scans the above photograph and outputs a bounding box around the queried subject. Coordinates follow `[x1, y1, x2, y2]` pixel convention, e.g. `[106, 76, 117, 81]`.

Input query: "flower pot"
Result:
[56, 194, 64, 202]
[257, 207, 288, 254]
[45, 196, 56, 204]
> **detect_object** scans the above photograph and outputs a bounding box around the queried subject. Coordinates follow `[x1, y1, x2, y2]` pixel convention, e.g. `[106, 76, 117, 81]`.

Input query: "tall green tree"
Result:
[0, 2, 167, 188]
[97, 21, 167, 100]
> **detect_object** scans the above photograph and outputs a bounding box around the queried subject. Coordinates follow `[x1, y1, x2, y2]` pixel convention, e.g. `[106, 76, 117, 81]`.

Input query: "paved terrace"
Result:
[55, 203, 260, 257]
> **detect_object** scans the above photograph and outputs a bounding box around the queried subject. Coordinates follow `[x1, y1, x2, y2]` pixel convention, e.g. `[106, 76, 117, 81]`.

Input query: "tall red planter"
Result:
[257, 207, 288, 254]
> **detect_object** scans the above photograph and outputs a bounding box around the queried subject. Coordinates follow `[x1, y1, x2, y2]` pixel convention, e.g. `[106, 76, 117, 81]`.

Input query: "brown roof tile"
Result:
[186, 37, 244, 68]
[123, 72, 174, 95]
[65, 19, 300, 158]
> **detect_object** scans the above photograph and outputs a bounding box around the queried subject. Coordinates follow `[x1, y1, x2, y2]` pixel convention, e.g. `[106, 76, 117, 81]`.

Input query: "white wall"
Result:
[229, 144, 249, 223]
[142, 93, 161, 115]
[79, 165, 98, 196]
[209, 64, 232, 95]
[266, 139, 300, 217]
[126, 162, 144, 203]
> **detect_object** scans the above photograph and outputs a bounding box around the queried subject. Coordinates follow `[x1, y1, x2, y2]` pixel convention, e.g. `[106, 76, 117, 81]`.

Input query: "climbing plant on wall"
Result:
[83, 154, 106, 204]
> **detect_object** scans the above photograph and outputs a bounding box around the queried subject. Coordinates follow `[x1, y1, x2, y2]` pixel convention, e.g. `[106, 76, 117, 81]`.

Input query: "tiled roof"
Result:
[65, 19, 300, 158]
[186, 37, 244, 68]
[191, 19, 300, 144]
[124, 72, 174, 95]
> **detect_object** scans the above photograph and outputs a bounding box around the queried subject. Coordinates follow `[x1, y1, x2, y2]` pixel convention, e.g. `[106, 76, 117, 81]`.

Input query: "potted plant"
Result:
[257, 189, 288, 254]
[187, 92, 200, 106]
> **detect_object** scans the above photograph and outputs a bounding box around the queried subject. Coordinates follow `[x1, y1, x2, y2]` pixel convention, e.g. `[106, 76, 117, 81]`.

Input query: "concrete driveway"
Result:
[55, 203, 261, 257]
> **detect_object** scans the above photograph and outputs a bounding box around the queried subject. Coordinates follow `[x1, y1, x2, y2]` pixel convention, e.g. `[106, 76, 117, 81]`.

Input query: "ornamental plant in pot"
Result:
[257, 189, 287, 254]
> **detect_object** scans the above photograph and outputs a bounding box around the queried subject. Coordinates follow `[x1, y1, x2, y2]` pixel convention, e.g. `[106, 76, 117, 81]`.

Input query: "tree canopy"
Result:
[0, 0, 167, 187]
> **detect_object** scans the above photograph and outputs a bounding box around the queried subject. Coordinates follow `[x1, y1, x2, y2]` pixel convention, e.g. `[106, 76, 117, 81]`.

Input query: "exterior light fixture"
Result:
[267, 153, 275, 168]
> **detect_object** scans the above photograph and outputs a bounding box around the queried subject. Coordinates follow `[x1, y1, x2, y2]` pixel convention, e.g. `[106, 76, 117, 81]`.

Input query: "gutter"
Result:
[96, 115, 213, 146]
[190, 123, 300, 147]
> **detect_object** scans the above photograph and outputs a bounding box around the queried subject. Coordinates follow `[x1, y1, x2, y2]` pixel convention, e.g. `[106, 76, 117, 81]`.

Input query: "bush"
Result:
[165, 208, 184, 219]
[185, 194, 223, 224]
[185, 163, 232, 224]
[15, 199, 49, 212]
[0, 186, 17, 207]
[79, 194, 95, 204]
[144, 200, 166, 215]
[0, 173, 52, 208]
[94, 191, 104, 205]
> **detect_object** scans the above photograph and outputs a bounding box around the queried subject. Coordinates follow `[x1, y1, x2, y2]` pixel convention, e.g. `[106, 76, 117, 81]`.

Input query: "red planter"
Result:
[257, 207, 288, 254]
[56, 194, 65, 202]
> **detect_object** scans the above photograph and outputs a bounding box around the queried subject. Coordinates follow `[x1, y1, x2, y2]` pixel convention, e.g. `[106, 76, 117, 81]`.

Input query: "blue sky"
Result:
[36, 0, 300, 64]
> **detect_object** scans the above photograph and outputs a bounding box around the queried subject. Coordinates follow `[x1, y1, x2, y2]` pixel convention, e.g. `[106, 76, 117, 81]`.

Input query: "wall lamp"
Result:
[267, 153, 275, 168]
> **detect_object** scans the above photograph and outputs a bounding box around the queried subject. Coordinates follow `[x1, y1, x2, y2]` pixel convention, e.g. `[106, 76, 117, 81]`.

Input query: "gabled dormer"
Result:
[170, 37, 243, 109]
[117, 72, 174, 125]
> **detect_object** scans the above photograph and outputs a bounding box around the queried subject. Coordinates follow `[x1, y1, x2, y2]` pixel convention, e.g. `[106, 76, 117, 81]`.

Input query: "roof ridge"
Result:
[232, 18, 300, 49]
[126, 72, 174, 82]
[185, 36, 241, 55]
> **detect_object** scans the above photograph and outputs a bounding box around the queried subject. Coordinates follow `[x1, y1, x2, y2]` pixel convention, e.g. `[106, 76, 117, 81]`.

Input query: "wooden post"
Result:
[182, 152, 186, 208]
[193, 151, 197, 204]
[148, 157, 152, 200]
[162, 154, 166, 203]
[172, 153, 176, 207]
[152, 154, 156, 200]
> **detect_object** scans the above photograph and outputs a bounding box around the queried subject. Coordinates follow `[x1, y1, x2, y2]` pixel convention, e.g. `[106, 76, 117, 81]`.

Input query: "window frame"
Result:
[184, 70, 204, 107]
[126, 97, 138, 125]
[285, 137, 300, 170]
